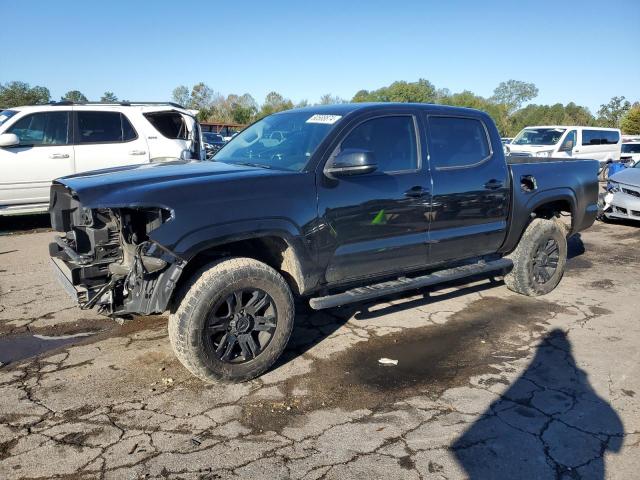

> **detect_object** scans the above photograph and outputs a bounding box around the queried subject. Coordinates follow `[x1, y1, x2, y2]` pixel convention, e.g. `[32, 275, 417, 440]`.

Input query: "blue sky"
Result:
[1, 0, 638, 112]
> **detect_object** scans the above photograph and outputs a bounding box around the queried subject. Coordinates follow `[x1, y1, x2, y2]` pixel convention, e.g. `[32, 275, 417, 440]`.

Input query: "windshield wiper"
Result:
[228, 161, 272, 169]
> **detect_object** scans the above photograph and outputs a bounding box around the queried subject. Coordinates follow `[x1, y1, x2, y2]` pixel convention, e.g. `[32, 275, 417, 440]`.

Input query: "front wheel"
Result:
[504, 218, 568, 296]
[168, 257, 295, 382]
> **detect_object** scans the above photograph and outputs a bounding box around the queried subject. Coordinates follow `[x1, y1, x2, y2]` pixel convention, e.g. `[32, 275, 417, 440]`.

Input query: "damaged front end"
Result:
[48, 183, 184, 317]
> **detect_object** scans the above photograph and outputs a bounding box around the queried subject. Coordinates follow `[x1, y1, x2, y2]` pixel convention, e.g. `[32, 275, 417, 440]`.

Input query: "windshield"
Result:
[512, 128, 566, 146]
[213, 111, 339, 171]
[0, 110, 18, 127]
[622, 144, 640, 154]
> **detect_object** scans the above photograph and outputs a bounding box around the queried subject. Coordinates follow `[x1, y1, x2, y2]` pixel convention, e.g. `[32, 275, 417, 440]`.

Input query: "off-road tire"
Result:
[504, 218, 568, 296]
[168, 257, 295, 383]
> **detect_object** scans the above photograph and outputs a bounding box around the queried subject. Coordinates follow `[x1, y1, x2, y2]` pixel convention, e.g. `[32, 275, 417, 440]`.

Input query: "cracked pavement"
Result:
[0, 219, 639, 479]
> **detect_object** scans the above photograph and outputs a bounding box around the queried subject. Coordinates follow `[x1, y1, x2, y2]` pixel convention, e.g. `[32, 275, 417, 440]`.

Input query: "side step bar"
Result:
[309, 258, 513, 310]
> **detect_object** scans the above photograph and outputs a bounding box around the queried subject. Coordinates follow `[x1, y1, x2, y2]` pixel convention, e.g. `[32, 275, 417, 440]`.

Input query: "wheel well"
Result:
[533, 199, 572, 218]
[173, 236, 306, 304]
[533, 199, 573, 230]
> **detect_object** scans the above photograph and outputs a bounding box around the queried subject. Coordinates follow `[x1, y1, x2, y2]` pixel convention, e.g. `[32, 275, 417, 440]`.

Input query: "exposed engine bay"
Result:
[49, 183, 183, 316]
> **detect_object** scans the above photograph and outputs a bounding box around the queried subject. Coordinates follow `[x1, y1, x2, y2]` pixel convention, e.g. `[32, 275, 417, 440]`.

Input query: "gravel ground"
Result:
[0, 216, 638, 479]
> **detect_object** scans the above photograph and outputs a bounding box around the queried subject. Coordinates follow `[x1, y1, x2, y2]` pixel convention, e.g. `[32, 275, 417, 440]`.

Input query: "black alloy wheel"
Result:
[203, 288, 277, 364]
[531, 238, 560, 285]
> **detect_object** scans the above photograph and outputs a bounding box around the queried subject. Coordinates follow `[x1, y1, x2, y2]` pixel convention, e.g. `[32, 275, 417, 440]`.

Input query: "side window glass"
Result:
[603, 130, 619, 144]
[121, 113, 137, 141]
[428, 116, 490, 168]
[77, 111, 123, 143]
[340, 116, 417, 172]
[564, 130, 576, 149]
[582, 130, 601, 146]
[144, 112, 188, 139]
[8, 112, 69, 146]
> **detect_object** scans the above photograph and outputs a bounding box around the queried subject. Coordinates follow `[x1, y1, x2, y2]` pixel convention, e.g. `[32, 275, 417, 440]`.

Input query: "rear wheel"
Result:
[169, 257, 295, 382]
[504, 218, 567, 296]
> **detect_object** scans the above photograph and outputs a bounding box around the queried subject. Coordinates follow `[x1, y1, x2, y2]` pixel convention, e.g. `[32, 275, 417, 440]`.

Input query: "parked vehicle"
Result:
[602, 162, 640, 222]
[203, 132, 226, 159]
[507, 126, 621, 165]
[501, 137, 513, 145]
[621, 142, 640, 164]
[48, 103, 599, 382]
[0, 102, 204, 215]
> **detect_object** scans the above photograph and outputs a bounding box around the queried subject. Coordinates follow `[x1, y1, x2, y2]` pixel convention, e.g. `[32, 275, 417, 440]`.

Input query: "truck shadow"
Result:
[282, 274, 504, 364]
[451, 329, 623, 479]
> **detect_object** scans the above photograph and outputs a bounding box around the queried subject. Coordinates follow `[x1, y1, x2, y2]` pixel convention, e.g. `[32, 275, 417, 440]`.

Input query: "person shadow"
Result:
[452, 329, 623, 479]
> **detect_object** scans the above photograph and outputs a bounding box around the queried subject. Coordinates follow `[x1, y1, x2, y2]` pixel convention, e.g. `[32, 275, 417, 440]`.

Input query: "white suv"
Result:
[0, 102, 204, 215]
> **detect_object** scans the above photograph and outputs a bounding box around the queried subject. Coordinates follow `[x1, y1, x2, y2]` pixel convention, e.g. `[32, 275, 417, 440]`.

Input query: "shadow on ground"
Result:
[278, 274, 504, 369]
[0, 213, 50, 235]
[452, 329, 623, 479]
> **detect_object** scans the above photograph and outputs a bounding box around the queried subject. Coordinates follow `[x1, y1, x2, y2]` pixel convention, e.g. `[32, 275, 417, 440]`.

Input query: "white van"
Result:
[506, 126, 621, 163]
[0, 102, 204, 215]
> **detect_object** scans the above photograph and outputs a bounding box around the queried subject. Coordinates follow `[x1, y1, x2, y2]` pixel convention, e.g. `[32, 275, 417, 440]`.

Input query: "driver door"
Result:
[315, 113, 431, 284]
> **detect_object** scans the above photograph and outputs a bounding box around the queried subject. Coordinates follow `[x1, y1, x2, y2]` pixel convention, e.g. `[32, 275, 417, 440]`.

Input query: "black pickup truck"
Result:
[48, 103, 599, 382]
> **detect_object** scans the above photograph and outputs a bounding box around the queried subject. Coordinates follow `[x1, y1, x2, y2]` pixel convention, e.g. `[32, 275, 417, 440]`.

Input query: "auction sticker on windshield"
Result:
[306, 114, 342, 125]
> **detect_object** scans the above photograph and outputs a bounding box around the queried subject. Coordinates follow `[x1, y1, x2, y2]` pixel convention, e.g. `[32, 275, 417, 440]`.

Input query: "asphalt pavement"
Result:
[0, 217, 638, 479]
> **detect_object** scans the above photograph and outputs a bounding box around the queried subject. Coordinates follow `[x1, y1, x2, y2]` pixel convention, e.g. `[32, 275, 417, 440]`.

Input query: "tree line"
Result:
[1, 79, 639, 136]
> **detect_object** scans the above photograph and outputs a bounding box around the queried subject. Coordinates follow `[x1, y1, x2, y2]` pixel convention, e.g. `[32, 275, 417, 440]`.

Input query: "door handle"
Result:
[483, 179, 504, 190]
[404, 186, 429, 198]
[49, 153, 69, 159]
[129, 150, 147, 156]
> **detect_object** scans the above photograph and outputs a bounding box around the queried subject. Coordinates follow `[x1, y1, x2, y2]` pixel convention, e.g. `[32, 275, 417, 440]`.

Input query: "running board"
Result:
[309, 258, 513, 310]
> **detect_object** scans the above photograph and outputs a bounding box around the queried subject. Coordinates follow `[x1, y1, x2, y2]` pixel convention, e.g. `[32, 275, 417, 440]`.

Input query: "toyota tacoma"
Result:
[48, 103, 599, 382]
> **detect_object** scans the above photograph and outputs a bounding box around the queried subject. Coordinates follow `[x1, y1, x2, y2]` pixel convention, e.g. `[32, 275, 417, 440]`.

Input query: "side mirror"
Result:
[0, 133, 19, 148]
[325, 149, 377, 177]
[560, 139, 574, 152]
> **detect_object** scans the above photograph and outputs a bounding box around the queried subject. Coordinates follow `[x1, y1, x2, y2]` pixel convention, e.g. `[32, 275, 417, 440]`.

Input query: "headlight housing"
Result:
[535, 150, 553, 158]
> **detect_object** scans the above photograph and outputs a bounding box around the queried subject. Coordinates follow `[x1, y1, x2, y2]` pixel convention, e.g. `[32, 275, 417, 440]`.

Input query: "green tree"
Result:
[351, 79, 436, 103]
[100, 91, 118, 102]
[318, 94, 345, 105]
[172, 85, 190, 107]
[442, 90, 510, 135]
[259, 91, 293, 118]
[620, 105, 640, 134]
[491, 80, 539, 114]
[227, 93, 258, 124]
[508, 103, 596, 137]
[61, 90, 88, 102]
[0, 81, 50, 107]
[597, 96, 631, 128]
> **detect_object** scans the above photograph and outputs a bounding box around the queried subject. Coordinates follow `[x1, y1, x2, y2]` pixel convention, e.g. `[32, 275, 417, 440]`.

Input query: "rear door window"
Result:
[7, 111, 70, 146]
[76, 111, 138, 143]
[428, 116, 491, 169]
[144, 111, 188, 139]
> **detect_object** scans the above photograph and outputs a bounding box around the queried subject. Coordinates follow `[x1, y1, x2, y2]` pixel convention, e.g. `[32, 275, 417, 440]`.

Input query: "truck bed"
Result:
[501, 157, 600, 253]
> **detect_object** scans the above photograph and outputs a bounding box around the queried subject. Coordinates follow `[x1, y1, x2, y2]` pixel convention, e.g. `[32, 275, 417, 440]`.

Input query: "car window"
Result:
[77, 111, 137, 143]
[7, 111, 70, 146]
[144, 111, 188, 139]
[582, 129, 620, 146]
[122, 114, 137, 141]
[428, 116, 490, 168]
[564, 130, 577, 148]
[340, 116, 418, 172]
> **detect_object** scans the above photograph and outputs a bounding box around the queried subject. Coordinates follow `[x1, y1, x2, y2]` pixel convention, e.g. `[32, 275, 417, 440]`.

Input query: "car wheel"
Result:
[504, 218, 568, 296]
[168, 257, 295, 382]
